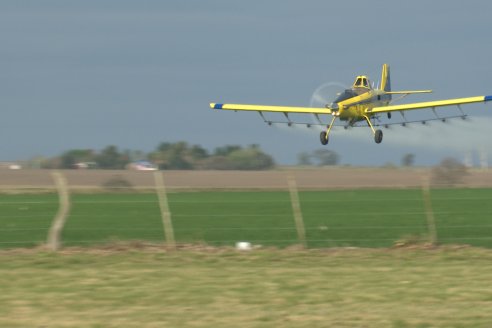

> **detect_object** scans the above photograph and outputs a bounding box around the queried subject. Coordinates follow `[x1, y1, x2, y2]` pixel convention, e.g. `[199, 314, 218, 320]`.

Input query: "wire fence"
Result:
[1, 168, 492, 250]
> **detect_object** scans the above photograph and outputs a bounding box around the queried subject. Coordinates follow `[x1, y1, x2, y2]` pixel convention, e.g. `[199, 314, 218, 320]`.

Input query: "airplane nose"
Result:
[329, 103, 339, 111]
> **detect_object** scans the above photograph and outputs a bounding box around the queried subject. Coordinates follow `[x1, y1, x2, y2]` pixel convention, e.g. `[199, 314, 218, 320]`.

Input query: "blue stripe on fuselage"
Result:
[485, 95, 492, 102]
[214, 103, 224, 109]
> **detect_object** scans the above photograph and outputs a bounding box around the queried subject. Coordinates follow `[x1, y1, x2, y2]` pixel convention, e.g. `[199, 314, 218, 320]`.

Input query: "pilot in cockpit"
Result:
[352, 75, 371, 94]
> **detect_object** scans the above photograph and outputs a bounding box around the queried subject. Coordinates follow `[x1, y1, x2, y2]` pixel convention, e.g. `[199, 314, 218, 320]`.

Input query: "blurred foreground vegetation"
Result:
[1, 248, 492, 327]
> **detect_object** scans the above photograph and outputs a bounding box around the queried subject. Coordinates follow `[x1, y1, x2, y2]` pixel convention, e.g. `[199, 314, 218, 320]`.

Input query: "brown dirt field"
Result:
[2, 167, 492, 191]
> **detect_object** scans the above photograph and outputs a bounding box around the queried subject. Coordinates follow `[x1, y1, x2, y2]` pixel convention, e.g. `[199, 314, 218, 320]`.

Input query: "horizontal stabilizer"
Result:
[386, 90, 433, 95]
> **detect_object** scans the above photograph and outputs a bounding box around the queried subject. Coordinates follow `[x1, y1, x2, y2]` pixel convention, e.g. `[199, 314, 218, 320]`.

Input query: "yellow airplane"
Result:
[210, 64, 492, 145]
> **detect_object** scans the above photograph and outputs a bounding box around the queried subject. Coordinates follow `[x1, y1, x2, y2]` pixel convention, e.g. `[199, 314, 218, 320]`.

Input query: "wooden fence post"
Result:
[287, 175, 307, 248]
[422, 175, 437, 245]
[154, 171, 176, 250]
[47, 171, 71, 251]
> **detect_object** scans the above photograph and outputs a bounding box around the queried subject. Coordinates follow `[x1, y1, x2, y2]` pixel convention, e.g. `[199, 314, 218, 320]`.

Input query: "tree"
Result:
[95, 145, 130, 169]
[150, 141, 194, 169]
[432, 157, 468, 186]
[401, 153, 415, 167]
[297, 152, 312, 166]
[166, 149, 193, 169]
[157, 142, 173, 153]
[214, 145, 242, 156]
[201, 156, 229, 170]
[60, 149, 95, 169]
[312, 149, 339, 166]
[227, 146, 275, 170]
[189, 145, 208, 160]
[202, 145, 274, 170]
[124, 149, 146, 162]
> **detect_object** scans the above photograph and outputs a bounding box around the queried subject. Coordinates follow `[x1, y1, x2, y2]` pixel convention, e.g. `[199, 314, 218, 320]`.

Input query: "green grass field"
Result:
[1, 188, 492, 249]
[1, 248, 492, 327]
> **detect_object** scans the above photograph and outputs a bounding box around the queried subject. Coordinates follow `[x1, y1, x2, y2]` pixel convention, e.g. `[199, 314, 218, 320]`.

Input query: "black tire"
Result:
[374, 129, 383, 144]
[320, 131, 329, 145]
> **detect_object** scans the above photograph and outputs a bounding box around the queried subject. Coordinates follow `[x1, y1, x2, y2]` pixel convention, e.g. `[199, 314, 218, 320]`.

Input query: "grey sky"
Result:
[1, 0, 491, 165]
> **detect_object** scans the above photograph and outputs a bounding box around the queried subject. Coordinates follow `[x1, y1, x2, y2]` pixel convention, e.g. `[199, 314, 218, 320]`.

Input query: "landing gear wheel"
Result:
[374, 129, 383, 144]
[320, 131, 329, 145]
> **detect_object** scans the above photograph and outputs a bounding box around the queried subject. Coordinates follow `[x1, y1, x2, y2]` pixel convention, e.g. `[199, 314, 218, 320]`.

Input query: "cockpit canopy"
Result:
[352, 75, 371, 89]
[332, 75, 373, 105]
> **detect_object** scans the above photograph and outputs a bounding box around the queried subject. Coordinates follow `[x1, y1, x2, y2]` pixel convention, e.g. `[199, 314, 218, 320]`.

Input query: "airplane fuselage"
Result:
[334, 89, 392, 124]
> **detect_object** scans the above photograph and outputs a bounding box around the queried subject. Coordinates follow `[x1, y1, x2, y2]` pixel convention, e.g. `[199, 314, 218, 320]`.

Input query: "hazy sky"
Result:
[1, 0, 491, 166]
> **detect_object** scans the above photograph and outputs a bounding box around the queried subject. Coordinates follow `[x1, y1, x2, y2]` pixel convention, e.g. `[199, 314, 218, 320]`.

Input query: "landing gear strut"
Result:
[363, 115, 383, 144]
[319, 115, 337, 145]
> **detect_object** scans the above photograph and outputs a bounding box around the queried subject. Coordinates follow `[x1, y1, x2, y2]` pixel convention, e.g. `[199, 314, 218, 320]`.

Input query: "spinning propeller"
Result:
[309, 82, 348, 109]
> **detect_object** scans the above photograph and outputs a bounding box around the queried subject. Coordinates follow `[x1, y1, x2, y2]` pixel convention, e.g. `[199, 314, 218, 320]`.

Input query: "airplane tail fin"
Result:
[380, 63, 391, 92]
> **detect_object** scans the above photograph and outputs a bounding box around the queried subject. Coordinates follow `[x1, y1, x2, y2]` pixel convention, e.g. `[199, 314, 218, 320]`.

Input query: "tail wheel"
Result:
[320, 131, 329, 145]
[374, 129, 383, 144]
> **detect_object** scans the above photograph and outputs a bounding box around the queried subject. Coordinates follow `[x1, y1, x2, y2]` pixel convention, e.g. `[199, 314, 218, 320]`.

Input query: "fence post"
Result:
[47, 171, 71, 251]
[154, 171, 176, 250]
[287, 175, 307, 248]
[421, 175, 437, 245]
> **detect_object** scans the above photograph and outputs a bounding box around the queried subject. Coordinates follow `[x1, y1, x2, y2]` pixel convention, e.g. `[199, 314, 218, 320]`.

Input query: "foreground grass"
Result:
[1, 247, 492, 327]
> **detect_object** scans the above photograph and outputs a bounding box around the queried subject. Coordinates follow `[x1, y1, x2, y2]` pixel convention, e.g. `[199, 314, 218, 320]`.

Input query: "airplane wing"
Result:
[210, 103, 332, 115]
[367, 95, 492, 114]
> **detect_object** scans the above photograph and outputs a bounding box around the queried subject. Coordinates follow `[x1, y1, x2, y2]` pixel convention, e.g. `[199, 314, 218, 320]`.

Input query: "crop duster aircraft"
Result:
[210, 64, 492, 145]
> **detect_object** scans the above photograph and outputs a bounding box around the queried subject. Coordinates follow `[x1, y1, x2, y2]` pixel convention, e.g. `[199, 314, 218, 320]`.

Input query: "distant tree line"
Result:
[38, 142, 275, 170]
[296, 151, 419, 168]
[297, 149, 340, 166]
